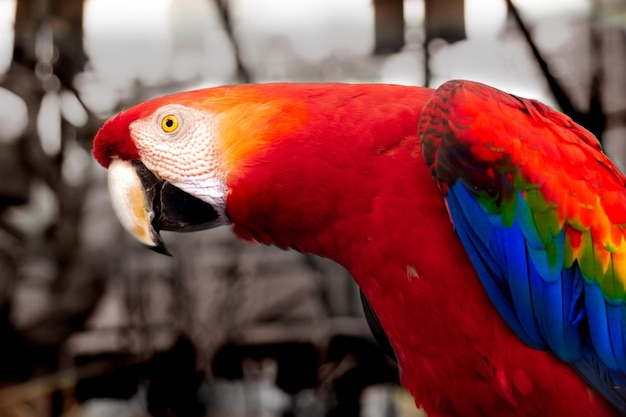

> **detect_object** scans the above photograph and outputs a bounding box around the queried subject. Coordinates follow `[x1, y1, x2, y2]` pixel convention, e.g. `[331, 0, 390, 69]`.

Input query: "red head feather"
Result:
[92, 102, 163, 168]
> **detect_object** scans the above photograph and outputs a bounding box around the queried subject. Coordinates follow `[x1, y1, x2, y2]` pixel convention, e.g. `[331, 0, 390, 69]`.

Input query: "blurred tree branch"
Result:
[506, 0, 606, 142]
[213, 0, 252, 83]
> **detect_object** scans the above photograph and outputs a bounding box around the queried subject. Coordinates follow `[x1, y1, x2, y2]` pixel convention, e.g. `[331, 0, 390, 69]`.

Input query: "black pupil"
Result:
[166, 118, 174, 128]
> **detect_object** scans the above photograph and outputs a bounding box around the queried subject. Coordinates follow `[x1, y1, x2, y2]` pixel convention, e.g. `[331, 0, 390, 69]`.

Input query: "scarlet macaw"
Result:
[92, 80, 626, 416]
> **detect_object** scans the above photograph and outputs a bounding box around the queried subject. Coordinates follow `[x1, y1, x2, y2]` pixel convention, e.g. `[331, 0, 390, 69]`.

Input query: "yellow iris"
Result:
[161, 114, 179, 133]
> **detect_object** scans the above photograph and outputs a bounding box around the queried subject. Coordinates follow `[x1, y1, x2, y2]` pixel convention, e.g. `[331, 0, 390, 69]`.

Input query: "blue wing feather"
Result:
[445, 182, 545, 349]
[448, 181, 626, 412]
[586, 283, 622, 370]
[448, 182, 584, 360]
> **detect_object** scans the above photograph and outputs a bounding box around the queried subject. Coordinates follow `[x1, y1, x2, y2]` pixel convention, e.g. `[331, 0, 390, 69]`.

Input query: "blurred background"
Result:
[0, 0, 625, 416]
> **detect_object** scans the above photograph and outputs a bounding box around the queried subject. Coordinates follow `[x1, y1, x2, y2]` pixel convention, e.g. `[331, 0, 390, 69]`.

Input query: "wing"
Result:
[419, 79, 626, 412]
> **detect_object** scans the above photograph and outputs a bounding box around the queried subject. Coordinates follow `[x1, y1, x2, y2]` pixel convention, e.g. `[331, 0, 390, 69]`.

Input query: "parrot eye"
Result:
[161, 114, 179, 133]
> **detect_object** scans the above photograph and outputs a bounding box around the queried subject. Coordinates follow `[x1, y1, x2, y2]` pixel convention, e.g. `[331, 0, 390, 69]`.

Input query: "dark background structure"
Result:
[0, 0, 625, 416]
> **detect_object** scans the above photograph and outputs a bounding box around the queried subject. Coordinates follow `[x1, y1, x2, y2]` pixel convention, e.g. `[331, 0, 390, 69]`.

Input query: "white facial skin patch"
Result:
[129, 104, 229, 222]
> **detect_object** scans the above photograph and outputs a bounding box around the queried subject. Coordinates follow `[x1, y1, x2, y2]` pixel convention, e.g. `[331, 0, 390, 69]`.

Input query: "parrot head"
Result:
[93, 89, 231, 254]
[93, 83, 320, 255]
[93, 84, 338, 255]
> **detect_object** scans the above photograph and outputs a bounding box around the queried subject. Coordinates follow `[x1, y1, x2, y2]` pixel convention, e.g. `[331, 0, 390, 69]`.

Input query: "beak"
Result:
[107, 159, 221, 255]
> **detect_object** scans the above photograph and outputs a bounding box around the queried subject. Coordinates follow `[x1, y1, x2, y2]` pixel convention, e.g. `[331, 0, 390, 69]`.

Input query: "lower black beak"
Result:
[134, 161, 221, 232]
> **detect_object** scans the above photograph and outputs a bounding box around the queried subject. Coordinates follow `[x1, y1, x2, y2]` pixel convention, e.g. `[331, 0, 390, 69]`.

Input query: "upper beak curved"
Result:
[107, 159, 221, 255]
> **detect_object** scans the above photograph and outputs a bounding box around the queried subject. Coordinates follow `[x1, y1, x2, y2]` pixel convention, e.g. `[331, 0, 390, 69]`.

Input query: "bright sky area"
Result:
[0, 0, 592, 114]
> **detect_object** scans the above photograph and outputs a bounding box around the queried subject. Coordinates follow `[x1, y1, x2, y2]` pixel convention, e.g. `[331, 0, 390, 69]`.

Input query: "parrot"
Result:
[92, 80, 626, 417]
